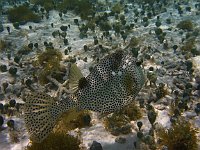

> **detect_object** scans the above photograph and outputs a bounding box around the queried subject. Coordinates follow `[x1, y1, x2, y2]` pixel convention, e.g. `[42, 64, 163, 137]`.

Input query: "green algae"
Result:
[103, 113, 131, 136]
[8, 5, 41, 23]
[120, 101, 143, 121]
[156, 117, 198, 150]
[57, 0, 94, 20]
[25, 132, 80, 150]
[54, 109, 91, 133]
[177, 20, 194, 31]
[30, 0, 54, 12]
[33, 48, 62, 85]
[111, 3, 123, 14]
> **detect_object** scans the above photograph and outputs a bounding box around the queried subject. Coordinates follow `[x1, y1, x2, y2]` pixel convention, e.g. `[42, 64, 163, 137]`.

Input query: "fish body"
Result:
[74, 50, 145, 113]
[23, 50, 145, 142]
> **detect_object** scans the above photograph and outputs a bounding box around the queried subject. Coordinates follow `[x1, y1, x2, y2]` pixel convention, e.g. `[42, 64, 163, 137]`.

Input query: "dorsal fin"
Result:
[68, 63, 84, 93]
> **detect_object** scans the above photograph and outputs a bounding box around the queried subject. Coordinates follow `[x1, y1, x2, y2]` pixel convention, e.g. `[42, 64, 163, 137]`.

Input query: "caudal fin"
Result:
[23, 92, 63, 143]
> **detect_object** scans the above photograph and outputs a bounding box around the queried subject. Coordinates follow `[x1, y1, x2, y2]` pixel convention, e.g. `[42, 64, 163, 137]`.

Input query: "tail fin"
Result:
[23, 92, 71, 143]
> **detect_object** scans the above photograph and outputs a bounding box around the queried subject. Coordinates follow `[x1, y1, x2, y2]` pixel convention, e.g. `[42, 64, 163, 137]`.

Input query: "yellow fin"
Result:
[68, 63, 83, 93]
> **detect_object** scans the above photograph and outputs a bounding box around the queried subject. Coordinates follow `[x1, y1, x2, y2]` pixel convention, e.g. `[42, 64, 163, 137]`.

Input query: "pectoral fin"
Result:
[68, 63, 84, 93]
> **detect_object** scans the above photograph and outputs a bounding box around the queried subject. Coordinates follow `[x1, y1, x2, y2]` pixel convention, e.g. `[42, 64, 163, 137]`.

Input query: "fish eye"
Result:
[78, 77, 88, 89]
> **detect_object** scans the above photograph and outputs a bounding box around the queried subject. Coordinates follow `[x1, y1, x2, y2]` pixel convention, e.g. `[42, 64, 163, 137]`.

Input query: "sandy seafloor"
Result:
[0, 0, 200, 150]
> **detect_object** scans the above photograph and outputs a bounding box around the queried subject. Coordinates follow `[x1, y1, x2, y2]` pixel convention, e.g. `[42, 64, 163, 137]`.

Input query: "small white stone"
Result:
[118, 71, 122, 76]
[122, 65, 126, 69]
[112, 71, 116, 76]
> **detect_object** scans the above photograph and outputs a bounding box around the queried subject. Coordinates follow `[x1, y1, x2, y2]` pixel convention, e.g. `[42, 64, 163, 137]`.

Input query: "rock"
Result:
[8, 67, 17, 76]
[0, 22, 3, 32]
[120, 123, 132, 134]
[161, 97, 170, 106]
[14, 56, 21, 64]
[137, 131, 144, 139]
[0, 93, 5, 100]
[110, 123, 132, 136]
[90, 141, 103, 150]
[0, 65, 7, 72]
[148, 110, 157, 125]
[115, 137, 126, 144]
[2, 82, 8, 91]
[162, 145, 168, 150]
[155, 105, 166, 110]
[0, 115, 3, 127]
[192, 56, 200, 73]
[9, 99, 16, 107]
[82, 114, 91, 126]
[137, 121, 143, 130]
[9, 78, 16, 84]
[0, 103, 3, 110]
[157, 68, 166, 76]
[60, 25, 68, 31]
[7, 119, 15, 128]
[183, 111, 197, 119]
